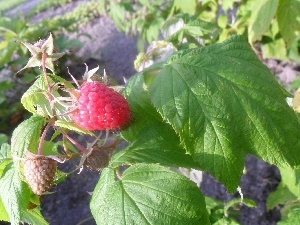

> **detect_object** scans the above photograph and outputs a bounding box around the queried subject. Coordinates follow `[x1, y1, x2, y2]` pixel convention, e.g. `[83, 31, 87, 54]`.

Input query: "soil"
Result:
[3, 1, 300, 225]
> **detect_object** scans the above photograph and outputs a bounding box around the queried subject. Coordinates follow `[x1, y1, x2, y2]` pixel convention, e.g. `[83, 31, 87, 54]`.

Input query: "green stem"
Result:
[42, 53, 50, 89]
[42, 52, 54, 108]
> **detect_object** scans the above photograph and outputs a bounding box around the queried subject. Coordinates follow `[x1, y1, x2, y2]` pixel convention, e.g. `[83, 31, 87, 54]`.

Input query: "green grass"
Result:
[27, 0, 72, 17]
[0, 0, 27, 14]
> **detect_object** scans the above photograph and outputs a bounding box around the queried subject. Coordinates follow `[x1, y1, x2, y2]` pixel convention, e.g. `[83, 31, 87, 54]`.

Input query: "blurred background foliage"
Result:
[0, 0, 299, 137]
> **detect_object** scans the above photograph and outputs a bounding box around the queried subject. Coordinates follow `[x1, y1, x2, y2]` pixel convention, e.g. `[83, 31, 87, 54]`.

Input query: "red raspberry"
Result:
[71, 81, 130, 130]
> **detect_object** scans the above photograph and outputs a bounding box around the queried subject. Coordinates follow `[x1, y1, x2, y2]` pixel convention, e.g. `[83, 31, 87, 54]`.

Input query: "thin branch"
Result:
[37, 121, 53, 155]
[55, 126, 88, 154]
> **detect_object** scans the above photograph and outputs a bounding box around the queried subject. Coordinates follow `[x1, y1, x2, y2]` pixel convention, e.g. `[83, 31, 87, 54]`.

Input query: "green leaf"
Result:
[54, 120, 94, 136]
[121, 73, 163, 142]
[0, 92, 6, 104]
[0, 143, 11, 164]
[222, 0, 238, 12]
[11, 115, 45, 160]
[0, 160, 10, 179]
[218, 15, 228, 29]
[0, 144, 11, 179]
[0, 133, 8, 146]
[267, 167, 300, 210]
[261, 37, 288, 60]
[277, 0, 300, 47]
[224, 198, 256, 213]
[163, 15, 220, 45]
[288, 34, 300, 64]
[54, 35, 83, 52]
[21, 74, 72, 121]
[149, 35, 300, 192]
[91, 164, 210, 225]
[184, 18, 220, 41]
[171, 0, 197, 15]
[22, 208, 49, 225]
[0, 81, 16, 91]
[112, 123, 200, 168]
[109, 2, 126, 31]
[21, 75, 53, 116]
[162, 17, 185, 39]
[279, 206, 300, 224]
[213, 217, 240, 225]
[248, 0, 278, 42]
[0, 40, 18, 66]
[0, 197, 9, 222]
[0, 164, 30, 225]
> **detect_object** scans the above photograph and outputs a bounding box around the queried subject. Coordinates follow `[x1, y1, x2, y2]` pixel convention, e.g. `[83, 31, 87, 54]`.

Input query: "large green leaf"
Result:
[149, 35, 300, 192]
[0, 164, 30, 225]
[11, 115, 45, 160]
[112, 123, 200, 168]
[277, 0, 300, 47]
[248, 0, 278, 42]
[91, 164, 209, 225]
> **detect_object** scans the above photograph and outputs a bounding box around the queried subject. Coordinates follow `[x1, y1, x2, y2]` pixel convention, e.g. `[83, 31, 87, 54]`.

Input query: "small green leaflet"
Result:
[278, 206, 300, 225]
[277, 0, 300, 47]
[0, 197, 9, 222]
[21, 74, 73, 121]
[0, 143, 11, 164]
[170, 0, 197, 15]
[54, 120, 94, 136]
[148, 35, 300, 192]
[113, 123, 200, 169]
[248, 0, 278, 42]
[267, 167, 300, 210]
[0, 164, 30, 225]
[22, 208, 49, 225]
[11, 115, 45, 160]
[0, 143, 11, 178]
[90, 164, 209, 225]
[0, 133, 8, 146]
[21, 74, 53, 117]
[162, 15, 220, 45]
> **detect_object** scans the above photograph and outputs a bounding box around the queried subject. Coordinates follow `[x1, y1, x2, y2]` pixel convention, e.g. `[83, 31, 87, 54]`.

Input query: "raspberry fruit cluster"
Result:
[84, 146, 110, 171]
[24, 156, 57, 195]
[71, 81, 131, 131]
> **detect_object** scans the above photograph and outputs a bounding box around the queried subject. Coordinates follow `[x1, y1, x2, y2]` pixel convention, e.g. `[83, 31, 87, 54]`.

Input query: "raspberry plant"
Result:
[1, 30, 300, 225]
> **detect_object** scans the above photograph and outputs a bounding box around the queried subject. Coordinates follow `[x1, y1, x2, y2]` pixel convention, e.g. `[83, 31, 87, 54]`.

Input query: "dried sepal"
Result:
[16, 33, 68, 74]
